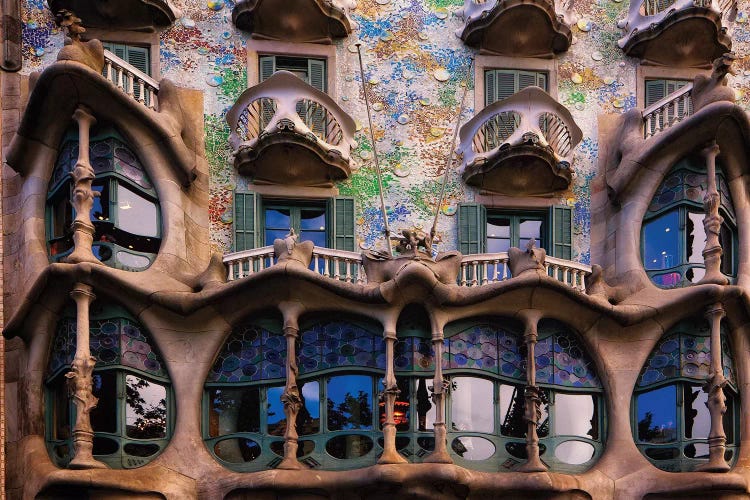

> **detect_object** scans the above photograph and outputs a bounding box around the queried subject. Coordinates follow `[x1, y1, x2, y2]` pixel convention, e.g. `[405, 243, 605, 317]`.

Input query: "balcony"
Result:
[103, 50, 159, 110]
[457, 87, 582, 197]
[642, 83, 693, 138]
[227, 71, 356, 187]
[618, 0, 735, 67]
[223, 246, 591, 291]
[456, 0, 573, 57]
[232, 0, 354, 43]
[47, 0, 178, 31]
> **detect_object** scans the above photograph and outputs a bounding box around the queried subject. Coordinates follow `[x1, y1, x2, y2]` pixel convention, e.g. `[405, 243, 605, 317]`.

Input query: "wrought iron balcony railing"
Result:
[103, 50, 159, 110]
[226, 71, 356, 186]
[223, 246, 591, 291]
[457, 87, 582, 197]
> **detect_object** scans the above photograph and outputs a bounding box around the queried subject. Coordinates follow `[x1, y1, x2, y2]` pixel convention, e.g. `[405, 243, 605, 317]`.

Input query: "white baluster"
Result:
[323, 256, 330, 277]
[333, 257, 341, 280]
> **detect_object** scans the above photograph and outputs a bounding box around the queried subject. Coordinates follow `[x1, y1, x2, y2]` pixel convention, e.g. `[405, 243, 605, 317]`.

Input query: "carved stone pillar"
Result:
[699, 142, 728, 286]
[67, 283, 107, 469]
[65, 106, 101, 265]
[697, 302, 730, 472]
[278, 325, 303, 470]
[519, 311, 546, 472]
[379, 330, 407, 464]
[424, 330, 452, 463]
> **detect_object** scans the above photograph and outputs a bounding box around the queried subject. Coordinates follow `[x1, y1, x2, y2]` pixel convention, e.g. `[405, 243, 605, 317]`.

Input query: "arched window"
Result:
[47, 125, 161, 271]
[633, 319, 738, 471]
[204, 317, 385, 471]
[46, 304, 171, 469]
[642, 156, 736, 287]
[418, 319, 604, 473]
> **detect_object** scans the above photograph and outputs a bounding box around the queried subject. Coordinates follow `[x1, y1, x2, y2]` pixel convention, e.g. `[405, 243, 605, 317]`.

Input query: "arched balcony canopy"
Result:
[457, 87, 582, 197]
[47, 0, 179, 31]
[226, 71, 356, 187]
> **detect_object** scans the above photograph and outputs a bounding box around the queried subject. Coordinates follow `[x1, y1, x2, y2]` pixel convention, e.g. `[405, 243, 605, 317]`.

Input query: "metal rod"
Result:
[431, 58, 474, 239]
[356, 43, 393, 256]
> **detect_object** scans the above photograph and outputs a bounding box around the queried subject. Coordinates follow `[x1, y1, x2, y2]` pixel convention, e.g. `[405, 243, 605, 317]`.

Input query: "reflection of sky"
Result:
[554, 394, 594, 437]
[643, 211, 679, 270]
[267, 386, 284, 426]
[301, 380, 320, 419]
[125, 375, 166, 427]
[451, 377, 493, 433]
[637, 385, 676, 438]
[327, 375, 371, 404]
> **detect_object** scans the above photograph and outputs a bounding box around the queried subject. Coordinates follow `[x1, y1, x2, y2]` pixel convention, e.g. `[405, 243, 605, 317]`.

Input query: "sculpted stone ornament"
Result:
[273, 229, 314, 268]
[278, 325, 305, 470]
[54, 10, 104, 73]
[508, 239, 546, 278]
[424, 373, 454, 464]
[692, 53, 737, 112]
[698, 142, 728, 286]
[518, 385, 546, 472]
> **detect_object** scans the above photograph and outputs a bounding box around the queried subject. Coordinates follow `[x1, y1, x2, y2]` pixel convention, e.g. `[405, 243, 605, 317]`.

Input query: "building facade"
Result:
[2, 0, 750, 498]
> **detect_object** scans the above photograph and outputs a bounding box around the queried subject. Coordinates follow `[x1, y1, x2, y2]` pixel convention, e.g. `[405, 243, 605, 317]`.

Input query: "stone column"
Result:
[424, 330, 452, 463]
[278, 325, 303, 470]
[379, 329, 407, 464]
[698, 142, 728, 286]
[697, 302, 730, 472]
[66, 283, 107, 469]
[65, 106, 101, 265]
[519, 310, 546, 472]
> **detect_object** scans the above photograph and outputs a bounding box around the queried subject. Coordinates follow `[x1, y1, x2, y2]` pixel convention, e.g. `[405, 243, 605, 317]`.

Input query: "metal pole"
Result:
[355, 43, 393, 256]
[431, 58, 473, 240]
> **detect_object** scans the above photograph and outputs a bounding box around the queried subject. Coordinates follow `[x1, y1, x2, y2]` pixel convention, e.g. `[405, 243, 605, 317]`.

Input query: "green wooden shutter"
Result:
[518, 71, 538, 91]
[495, 70, 516, 102]
[548, 205, 572, 259]
[259, 55, 276, 82]
[329, 197, 356, 251]
[537, 72, 548, 92]
[458, 203, 487, 255]
[126, 46, 150, 76]
[485, 70, 496, 107]
[308, 59, 326, 92]
[234, 191, 259, 251]
[645, 80, 666, 107]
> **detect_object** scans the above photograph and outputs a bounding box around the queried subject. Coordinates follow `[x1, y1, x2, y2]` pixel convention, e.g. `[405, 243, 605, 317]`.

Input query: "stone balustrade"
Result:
[642, 83, 694, 138]
[103, 50, 159, 110]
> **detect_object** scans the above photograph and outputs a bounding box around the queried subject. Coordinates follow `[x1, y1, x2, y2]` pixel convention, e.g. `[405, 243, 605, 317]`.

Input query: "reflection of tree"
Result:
[327, 391, 372, 430]
[126, 377, 166, 439]
[638, 411, 675, 442]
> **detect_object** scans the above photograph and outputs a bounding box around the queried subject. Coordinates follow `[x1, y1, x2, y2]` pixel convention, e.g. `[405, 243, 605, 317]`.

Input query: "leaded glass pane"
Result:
[327, 375, 373, 431]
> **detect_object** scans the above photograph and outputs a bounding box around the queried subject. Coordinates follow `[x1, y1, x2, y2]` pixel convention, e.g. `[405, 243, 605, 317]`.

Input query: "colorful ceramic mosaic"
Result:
[536, 330, 601, 389]
[208, 324, 286, 382]
[394, 336, 435, 372]
[637, 328, 735, 387]
[47, 317, 166, 379]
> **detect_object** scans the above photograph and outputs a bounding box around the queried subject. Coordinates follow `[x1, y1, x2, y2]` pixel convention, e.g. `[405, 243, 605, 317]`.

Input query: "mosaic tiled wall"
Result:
[17, 0, 750, 264]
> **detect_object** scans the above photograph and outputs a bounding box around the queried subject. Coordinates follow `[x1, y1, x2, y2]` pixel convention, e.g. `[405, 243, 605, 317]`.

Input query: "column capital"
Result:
[701, 141, 720, 160]
[69, 283, 95, 302]
[705, 302, 726, 321]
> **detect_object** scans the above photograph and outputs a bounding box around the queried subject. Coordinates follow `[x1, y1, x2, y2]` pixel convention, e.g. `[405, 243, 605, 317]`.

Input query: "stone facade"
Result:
[3, 0, 750, 499]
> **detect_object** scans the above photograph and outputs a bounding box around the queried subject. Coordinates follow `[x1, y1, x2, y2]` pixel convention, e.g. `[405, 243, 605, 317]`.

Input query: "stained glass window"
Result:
[47, 126, 160, 271]
[207, 324, 286, 383]
[643, 156, 736, 287]
[45, 305, 170, 470]
[633, 318, 739, 471]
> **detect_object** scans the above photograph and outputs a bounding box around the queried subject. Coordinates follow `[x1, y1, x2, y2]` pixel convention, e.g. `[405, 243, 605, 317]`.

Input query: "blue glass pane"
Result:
[300, 209, 326, 230]
[300, 231, 326, 247]
[298, 322, 381, 375]
[651, 272, 682, 287]
[643, 210, 679, 270]
[90, 184, 108, 222]
[487, 238, 510, 253]
[207, 324, 284, 383]
[327, 375, 373, 431]
[636, 385, 677, 443]
[265, 229, 288, 246]
[265, 209, 290, 229]
[267, 386, 285, 436]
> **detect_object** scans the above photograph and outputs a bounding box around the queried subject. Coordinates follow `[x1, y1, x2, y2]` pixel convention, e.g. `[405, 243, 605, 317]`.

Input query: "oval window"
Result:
[93, 436, 120, 455]
[645, 447, 679, 460]
[270, 440, 315, 457]
[451, 436, 495, 460]
[554, 441, 595, 465]
[325, 435, 374, 459]
[417, 436, 435, 452]
[123, 442, 160, 457]
[116, 251, 151, 269]
[214, 438, 261, 463]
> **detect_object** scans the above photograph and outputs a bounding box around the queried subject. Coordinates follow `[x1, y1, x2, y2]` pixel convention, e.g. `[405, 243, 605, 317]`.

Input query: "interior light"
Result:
[652, 259, 657, 263]
[319, 226, 325, 230]
[661, 251, 667, 255]
[119, 201, 132, 210]
[128, 245, 133, 249]
[665, 227, 670, 232]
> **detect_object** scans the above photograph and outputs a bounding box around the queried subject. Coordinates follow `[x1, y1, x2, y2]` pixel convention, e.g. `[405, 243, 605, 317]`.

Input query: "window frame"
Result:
[261, 198, 330, 248]
[474, 55, 558, 112]
[486, 209, 548, 255]
[83, 29, 159, 78]
[636, 65, 709, 109]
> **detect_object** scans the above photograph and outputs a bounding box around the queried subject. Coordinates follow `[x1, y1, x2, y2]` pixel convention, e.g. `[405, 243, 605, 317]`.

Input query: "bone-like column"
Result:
[519, 310, 546, 472]
[379, 329, 407, 463]
[697, 302, 730, 472]
[67, 284, 107, 469]
[424, 330, 452, 463]
[698, 141, 728, 286]
[278, 325, 303, 469]
[65, 107, 101, 265]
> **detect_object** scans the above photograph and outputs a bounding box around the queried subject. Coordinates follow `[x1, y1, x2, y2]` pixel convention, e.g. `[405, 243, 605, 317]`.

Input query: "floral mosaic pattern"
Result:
[535, 331, 600, 389]
[208, 324, 286, 382]
[47, 317, 166, 379]
[638, 329, 735, 387]
[298, 321, 384, 374]
[394, 337, 435, 372]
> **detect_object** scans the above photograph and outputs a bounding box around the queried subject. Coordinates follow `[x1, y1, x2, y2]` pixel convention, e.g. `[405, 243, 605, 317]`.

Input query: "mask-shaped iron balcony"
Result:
[457, 86, 582, 197]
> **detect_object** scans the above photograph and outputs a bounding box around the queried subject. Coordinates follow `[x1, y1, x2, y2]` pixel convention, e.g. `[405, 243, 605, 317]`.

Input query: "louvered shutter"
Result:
[458, 203, 487, 255]
[537, 72, 548, 92]
[234, 191, 259, 251]
[258, 56, 277, 129]
[259, 55, 276, 82]
[329, 197, 356, 251]
[308, 59, 326, 92]
[495, 70, 517, 102]
[548, 205, 572, 260]
[126, 46, 150, 76]
[645, 80, 666, 107]
[485, 70, 497, 107]
[518, 71, 538, 91]
[307, 59, 327, 136]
